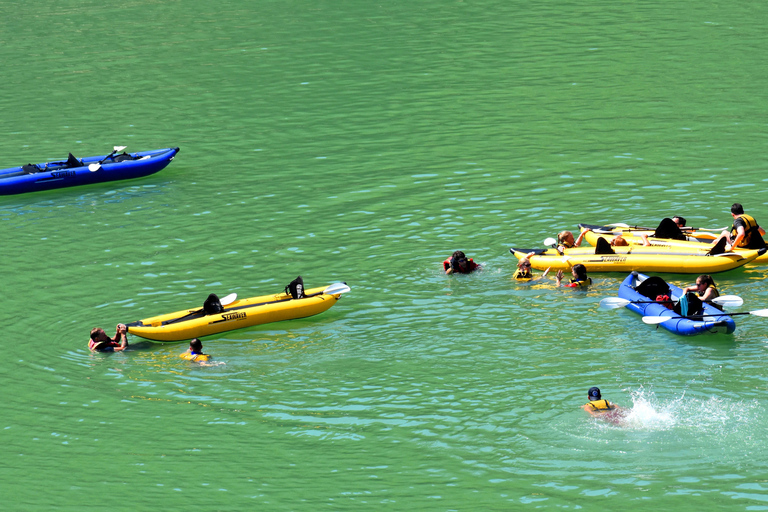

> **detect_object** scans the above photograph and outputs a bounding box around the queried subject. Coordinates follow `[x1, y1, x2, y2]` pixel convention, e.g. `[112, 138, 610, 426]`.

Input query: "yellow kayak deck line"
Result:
[581, 229, 768, 264]
[126, 285, 345, 341]
[510, 247, 761, 273]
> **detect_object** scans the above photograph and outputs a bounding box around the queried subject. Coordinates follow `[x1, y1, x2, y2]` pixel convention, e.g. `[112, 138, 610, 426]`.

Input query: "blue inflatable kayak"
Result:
[617, 272, 735, 335]
[0, 146, 179, 195]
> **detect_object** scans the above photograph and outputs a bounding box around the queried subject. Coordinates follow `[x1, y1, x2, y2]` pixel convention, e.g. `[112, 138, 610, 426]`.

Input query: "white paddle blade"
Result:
[323, 282, 351, 295]
[543, 237, 557, 246]
[713, 295, 743, 307]
[607, 223, 630, 228]
[88, 163, 101, 172]
[642, 316, 673, 325]
[749, 309, 768, 317]
[599, 297, 631, 309]
[220, 293, 238, 306]
[113, 145, 128, 152]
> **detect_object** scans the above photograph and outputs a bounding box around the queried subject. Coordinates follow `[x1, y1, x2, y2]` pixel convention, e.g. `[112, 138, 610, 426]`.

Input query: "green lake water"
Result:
[3, 0, 768, 509]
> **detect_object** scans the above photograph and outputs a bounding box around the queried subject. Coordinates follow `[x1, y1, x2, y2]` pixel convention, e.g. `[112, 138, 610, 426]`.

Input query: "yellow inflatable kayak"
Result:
[509, 246, 762, 273]
[580, 228, 768, 264]
[126, 283, 350, 341]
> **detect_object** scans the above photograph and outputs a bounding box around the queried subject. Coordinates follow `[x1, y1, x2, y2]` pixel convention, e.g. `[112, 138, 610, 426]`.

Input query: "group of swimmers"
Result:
[89, 325, 212, 363]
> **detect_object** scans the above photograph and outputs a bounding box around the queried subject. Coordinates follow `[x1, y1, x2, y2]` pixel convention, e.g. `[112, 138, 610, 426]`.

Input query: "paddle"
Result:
[599, 294, 744, 309]
[543, 237, 557, 247]
[89, 145, 128, 172]
[220, 293, 238, 305]
[642, 309, 768, 324]
[323, 282, 351, 295]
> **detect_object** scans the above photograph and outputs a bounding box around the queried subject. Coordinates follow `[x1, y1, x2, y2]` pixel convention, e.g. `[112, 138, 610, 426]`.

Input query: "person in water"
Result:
[683, 274, 721, 304]
[89, 324, 128, 352]
[555, 264, 591, 288]
[582, 387, 621, 416]
[443, 250, 481, 274]
[556, 230, 588, 253]
[513, 252, 550, 281]
[180, 338, 211, 362]
[710, 203, 767, 250]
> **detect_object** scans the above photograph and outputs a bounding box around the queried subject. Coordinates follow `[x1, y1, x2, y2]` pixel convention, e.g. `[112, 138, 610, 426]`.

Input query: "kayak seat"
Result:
[635, 276, 670, 300]
[594, 237, 615, 255]
[22, 164, 40, 174]
[113, 153, 137, 163]
[203, 293, 224, 315]
[66, 153, 82, 168]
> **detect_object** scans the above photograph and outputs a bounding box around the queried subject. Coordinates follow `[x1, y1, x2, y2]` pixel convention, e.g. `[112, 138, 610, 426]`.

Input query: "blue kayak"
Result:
[617, 272, 735, 335]
[0, 147, 179, 195]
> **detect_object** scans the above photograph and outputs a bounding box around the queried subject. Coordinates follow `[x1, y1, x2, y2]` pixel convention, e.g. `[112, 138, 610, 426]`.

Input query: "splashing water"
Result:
[611, 387, 761, 435]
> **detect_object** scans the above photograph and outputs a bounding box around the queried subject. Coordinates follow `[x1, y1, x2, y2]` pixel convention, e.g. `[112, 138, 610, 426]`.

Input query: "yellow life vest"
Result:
[570, 277, 592, 287]
[586, 399, 613, 411]
[513, 268, 533, 280]
[181, 352, 211, 362]
[731, 214, 759, 247]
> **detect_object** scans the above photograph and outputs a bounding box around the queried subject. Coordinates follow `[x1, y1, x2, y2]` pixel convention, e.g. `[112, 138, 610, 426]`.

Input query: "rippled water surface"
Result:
[3, 0, 768, 509]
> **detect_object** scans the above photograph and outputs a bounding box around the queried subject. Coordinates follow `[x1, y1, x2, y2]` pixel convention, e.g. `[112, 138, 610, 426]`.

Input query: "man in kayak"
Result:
[89, 324, 128, 352]
[583, 387, 625, 423]
[711, 203, 766, 250]
[180, 338, 211, 362]
[443, 250, 481, 274]
[555, 264, 591, 288]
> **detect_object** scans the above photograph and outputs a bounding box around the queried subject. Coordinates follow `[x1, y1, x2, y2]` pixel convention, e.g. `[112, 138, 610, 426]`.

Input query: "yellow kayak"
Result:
[126, 283, 349, 341]
[509, 246, 762, 273]
[581, 228, 768, 264]
[578, 222, 719, 243]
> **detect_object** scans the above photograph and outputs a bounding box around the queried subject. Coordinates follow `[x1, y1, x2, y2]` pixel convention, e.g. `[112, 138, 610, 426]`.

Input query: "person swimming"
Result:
[180, 338, 211, 362]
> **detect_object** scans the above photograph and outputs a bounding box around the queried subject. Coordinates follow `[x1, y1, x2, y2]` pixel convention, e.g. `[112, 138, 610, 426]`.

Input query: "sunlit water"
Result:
[3, 0, 768, 510]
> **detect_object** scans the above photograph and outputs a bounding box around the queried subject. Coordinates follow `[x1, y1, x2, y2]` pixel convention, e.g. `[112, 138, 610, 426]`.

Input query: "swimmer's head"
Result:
[588, 387, 601, 400]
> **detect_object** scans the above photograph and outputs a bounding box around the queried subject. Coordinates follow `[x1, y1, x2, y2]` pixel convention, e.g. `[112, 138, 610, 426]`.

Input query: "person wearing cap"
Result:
[443, 250, 481, 275]
[582, 387, 620, 416]
[710, 203, 766, 250]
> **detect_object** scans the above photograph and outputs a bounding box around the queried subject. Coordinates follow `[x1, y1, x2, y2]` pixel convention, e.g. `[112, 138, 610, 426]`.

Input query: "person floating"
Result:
[180, 338, 211, 362]
[443, 250, 481, 274]
[711, 203, 766, 250]
[89, 324, 128, 352]
[555, 264, 591, 288]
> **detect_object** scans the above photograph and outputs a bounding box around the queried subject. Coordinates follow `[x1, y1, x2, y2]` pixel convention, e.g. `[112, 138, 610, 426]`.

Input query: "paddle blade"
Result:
[712, 295, 743, 308]
[323, 282, 351, 295]
[220, 293, 238, 306]
[749, 309, 768, 317]
[113, 145, 127, 152]
[88, 163, 101, 172]
[599, 297, 631, 309]
[642, 316, 673, 325]
[543, 237, 557, 246]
